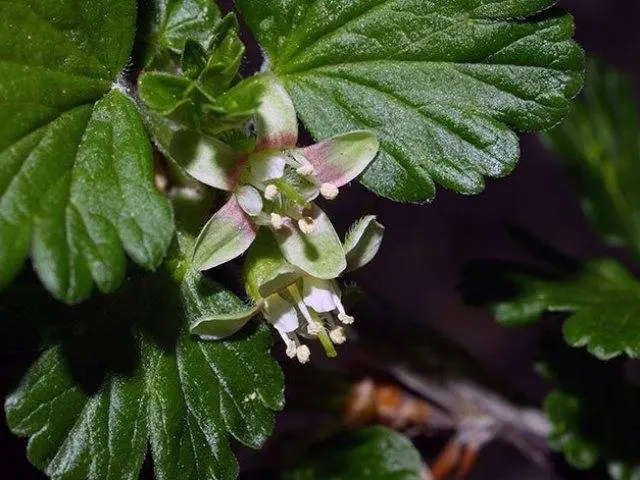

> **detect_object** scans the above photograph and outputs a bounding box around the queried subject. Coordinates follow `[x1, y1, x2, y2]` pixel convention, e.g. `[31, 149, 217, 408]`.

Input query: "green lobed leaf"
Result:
[141, 0, 221, 65]
[0, 0, 174, 302]
[238, 0, 584, 202]
[4, 231, 284, 480]
[545, 391, 600, 470]
[283, 426, 424, 480]
[539, 336, 640, 478]
[494, 258, 640, 360]
[543, 61, 640, 257]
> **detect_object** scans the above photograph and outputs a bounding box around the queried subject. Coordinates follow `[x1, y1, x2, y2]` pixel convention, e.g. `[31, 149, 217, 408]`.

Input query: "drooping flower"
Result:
[169, 74, 379, 279]
[190, 216, 385, 362]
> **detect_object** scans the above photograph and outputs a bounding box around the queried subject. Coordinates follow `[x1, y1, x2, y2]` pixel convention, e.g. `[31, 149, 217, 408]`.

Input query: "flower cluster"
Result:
[170, 74, 379, 280]
[191, 216, 384, 362]
[170, 74, 384, 361]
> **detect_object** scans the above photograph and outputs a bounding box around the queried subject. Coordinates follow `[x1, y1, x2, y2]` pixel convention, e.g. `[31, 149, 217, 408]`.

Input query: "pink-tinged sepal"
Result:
[253, 75, 299, 151]
[299, 131, 379, 187]
[192, 196, 257, 271]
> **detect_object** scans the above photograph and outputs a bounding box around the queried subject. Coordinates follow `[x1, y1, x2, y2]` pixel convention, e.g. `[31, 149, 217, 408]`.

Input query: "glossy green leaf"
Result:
[199, 24, 245, 97]
[543, 61, 640, 257]
[238, 0, 584, 202]
[4, 233, 284, 480]
[284, 426, 423, 480]
[494, 259, 640, 360]
[0, 1, 174, 302]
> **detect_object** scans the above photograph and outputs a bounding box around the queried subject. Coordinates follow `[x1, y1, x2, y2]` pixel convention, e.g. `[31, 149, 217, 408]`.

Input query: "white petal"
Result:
[236, 185, 263, 216]
[249, 151, 286, 182]
[263, 295, 299, 333]
[302, 277, 337, 313]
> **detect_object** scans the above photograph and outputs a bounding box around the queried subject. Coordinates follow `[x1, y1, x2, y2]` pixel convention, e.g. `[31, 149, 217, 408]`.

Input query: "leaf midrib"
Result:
[282, 58, 574, 79]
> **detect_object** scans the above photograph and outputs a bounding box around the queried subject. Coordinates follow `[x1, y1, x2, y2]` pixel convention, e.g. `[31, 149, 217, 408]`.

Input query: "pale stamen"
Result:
[296, 164, 316, 176]
[307, 321, 322, 335]
[270, 212, 285, 229]
[330, 285, 355, 324]
[296, 345, 311, 364]
[264, 184, 279, 201]
[329, 327, 347, 344]
[278, 330, 297, 358]
[298, 216, 315, 234]
[289, 286, 316, 325]
[320, 183, 339, 200]
[338, 313, 355, 324]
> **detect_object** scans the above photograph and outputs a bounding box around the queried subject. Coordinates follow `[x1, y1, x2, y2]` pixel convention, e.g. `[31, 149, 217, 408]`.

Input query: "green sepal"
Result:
[137, 71, 193, 114]
[181, 39, 208, 79]
[272, 205, 346, 280]
[299, 130, 380, 187]
[169, 130, 245, 191]
[344, 216, 385, 271]
[206, 13, 239, 53]
[245, 231, 302, 300]
[189, 302, 260, 340]
[200, 26, 245, 97]
[252, 74, 299, 149]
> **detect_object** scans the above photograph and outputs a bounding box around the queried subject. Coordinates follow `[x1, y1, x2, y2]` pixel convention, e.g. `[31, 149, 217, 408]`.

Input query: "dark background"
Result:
[2, 0, 639, 478]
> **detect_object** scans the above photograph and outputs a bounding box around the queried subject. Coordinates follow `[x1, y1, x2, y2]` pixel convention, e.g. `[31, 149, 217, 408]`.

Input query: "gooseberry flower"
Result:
[169, 74, 379, 279]
[190, 216, 385, 362]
